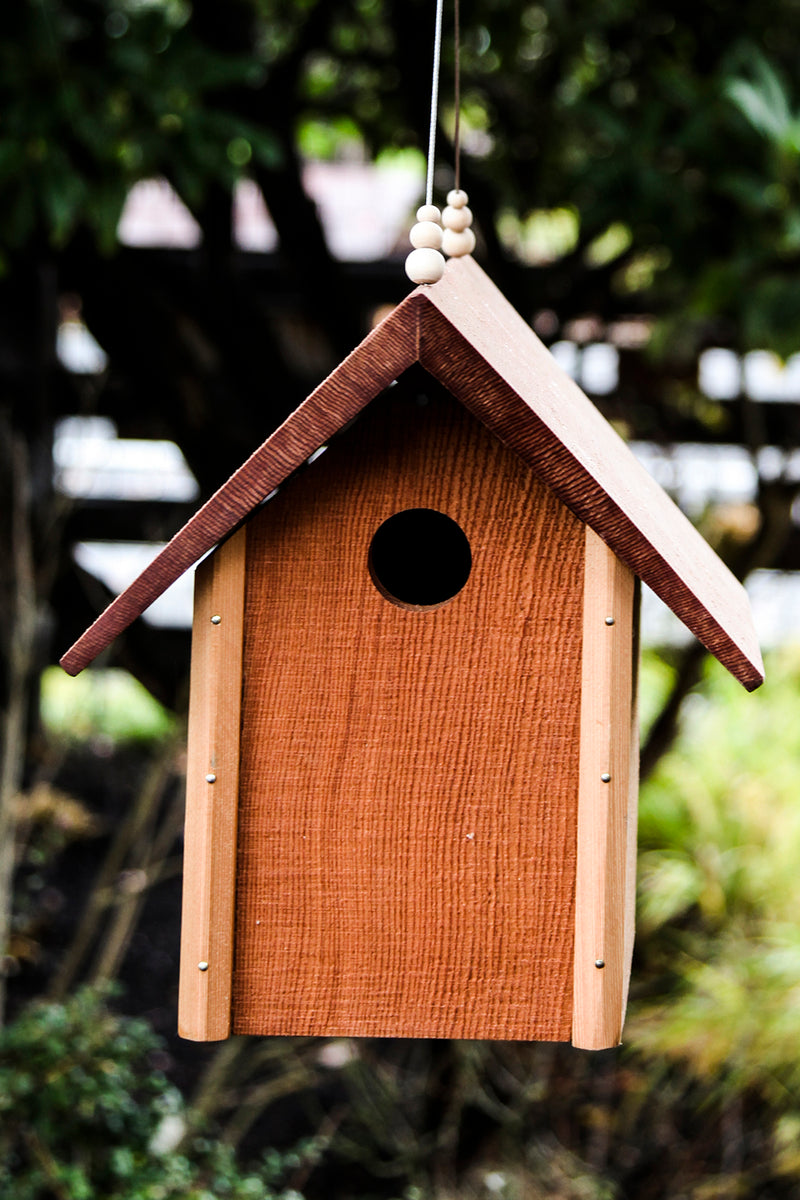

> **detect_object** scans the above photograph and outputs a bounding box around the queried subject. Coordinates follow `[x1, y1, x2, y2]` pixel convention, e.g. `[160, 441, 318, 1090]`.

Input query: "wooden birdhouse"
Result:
[62, 257, 763, 1050]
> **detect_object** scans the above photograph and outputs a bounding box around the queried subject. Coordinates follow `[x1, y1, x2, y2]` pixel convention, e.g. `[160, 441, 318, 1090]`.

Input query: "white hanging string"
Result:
[426, 0, 445, 206]
[453, 0, 461, 192]
[406, 0, 474, 282]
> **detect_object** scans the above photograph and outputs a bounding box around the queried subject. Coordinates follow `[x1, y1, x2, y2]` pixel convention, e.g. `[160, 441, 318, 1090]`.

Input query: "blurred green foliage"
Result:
[0, 0, 279, 254]
[633, 649, 800, 1111]
[3, 1, 800, 351]
[0, 987, 312, 1199]
[40, 667, 176, 746]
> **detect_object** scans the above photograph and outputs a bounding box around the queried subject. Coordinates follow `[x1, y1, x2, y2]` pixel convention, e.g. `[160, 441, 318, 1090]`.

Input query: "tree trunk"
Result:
[0, 434, 38, 1022]
[0, 259, 58, 1023]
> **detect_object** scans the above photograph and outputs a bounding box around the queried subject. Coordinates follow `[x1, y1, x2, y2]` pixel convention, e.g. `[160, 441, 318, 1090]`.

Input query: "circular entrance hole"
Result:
[368, 508, 472, 609]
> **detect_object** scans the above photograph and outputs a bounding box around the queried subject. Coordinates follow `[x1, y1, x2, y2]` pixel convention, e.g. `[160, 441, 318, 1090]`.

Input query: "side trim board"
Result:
[572, 528, 638, 1050]
[178, 528, 247, 1041]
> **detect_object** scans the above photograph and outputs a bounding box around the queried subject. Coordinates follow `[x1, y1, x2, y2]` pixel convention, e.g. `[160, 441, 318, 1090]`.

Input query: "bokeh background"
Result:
[3, 2, 800, 1196]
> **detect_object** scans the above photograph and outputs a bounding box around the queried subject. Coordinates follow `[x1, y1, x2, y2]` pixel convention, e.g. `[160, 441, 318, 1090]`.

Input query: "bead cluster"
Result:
[405, 190, 475, 285]
[405, 202, 444, 284]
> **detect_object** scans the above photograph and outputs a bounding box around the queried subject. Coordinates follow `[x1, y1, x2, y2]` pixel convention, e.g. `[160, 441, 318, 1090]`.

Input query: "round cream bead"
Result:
[409, 220, 443, 250]
[416, 204, 441, 223]
[405, 247, 445, 284]
[442, 227, 476, 258]
[442, 204, 473, 232]
[446, 189, 469, 208]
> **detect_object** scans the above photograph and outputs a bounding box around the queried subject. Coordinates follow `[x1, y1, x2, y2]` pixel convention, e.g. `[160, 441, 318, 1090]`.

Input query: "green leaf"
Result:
[727, 77, 788, 141]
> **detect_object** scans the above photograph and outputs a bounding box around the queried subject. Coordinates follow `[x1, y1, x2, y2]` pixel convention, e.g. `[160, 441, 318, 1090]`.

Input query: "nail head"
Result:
[205, 773, 216, 784]
[605, 616, 615, 626]
[595, 959, 605, 969]
[210, 614, 221, 625]
[198, 961, 209, 971]
[601, 773, 611, 783]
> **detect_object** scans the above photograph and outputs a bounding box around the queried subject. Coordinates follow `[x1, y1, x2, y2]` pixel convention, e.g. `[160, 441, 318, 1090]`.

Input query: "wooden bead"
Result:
[405, 247, 445, 284]
[409, 221, 443, 250]
[446, 189, 469, 208]
[442, 227, 476, 258]
[442, 204, 473, 233]
[416, 204, 441, 223]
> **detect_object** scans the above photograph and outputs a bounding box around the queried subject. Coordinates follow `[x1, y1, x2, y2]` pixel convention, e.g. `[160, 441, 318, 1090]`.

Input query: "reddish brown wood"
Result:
[232, 386, 585, 1040]
[179, 528, 246, 1040]
[60, 256, 763, 691]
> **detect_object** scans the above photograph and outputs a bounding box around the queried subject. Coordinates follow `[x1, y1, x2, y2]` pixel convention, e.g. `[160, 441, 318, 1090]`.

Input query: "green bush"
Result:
[0, 988, 307, 1200]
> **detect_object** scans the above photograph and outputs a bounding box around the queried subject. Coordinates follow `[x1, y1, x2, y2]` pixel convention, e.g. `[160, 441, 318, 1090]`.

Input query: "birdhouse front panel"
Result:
[226, 377, 587, 1041]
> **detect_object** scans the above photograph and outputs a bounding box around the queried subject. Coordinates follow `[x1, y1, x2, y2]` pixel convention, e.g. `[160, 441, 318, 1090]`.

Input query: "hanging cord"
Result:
[406, 0, 474, 283]
[453, 0, 461, 193]
[426, 0, 445, 205]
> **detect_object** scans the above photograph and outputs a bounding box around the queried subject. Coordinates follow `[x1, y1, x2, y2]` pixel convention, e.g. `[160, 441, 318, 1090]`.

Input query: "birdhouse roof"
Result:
[61, 256, 763, 690]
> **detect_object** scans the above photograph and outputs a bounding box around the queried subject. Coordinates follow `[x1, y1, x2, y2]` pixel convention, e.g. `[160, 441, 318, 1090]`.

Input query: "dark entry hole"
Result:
[368, 508, 472, 609]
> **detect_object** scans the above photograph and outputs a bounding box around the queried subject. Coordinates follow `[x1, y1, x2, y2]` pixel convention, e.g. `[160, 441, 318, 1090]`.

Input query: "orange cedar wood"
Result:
[178, 527, 247, 1041]
[233, 386, 585, 1040]
[572, 529, 638, 1050]
[60, 256, 763, 691]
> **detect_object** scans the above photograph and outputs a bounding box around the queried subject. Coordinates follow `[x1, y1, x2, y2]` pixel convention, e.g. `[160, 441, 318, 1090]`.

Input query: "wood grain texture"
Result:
[232, 384, 585, 1040]
[178, 528, 246, 1041]
[572, 528, 637, 1050]
[61, 255, 762, 692]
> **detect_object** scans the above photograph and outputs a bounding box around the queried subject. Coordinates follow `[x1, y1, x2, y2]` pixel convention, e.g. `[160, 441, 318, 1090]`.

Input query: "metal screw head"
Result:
[601, 773, 611, 783]
[210, 614, 221, 625]
[198, 961, 209, 972]
[595, 959, 605, 969]
[605, 616, 615, 626]
[205, 773, 217, 784]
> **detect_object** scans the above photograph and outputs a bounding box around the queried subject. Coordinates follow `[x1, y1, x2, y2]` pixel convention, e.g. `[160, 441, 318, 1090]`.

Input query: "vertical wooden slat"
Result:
[572, 528, 638, 1050]
[622, 580, 641, 1006]
[178, 528, 247, 1041]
